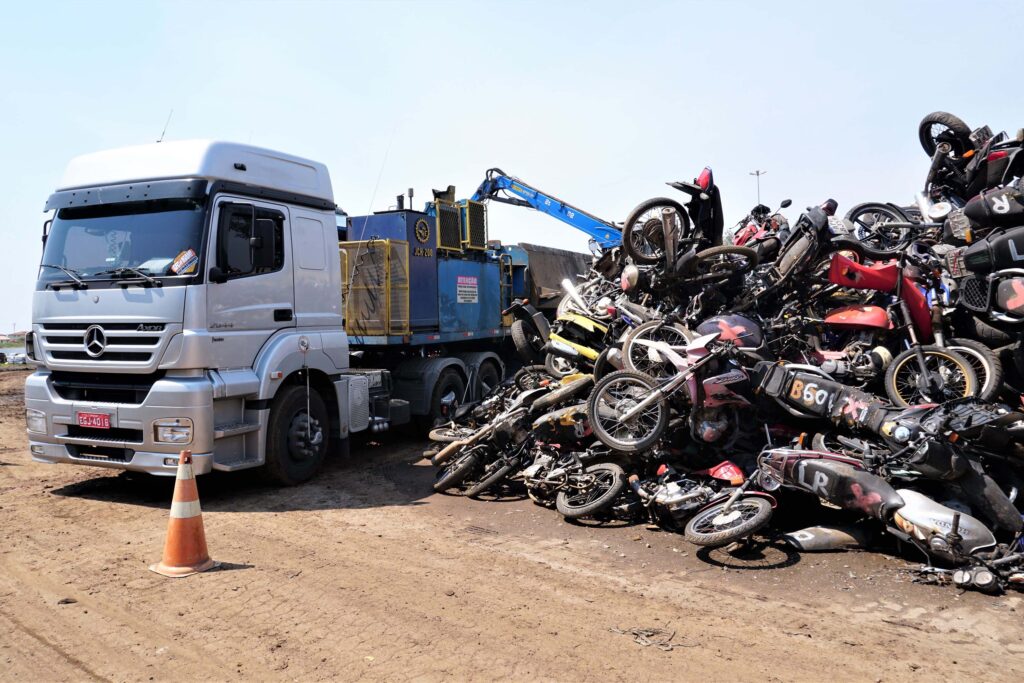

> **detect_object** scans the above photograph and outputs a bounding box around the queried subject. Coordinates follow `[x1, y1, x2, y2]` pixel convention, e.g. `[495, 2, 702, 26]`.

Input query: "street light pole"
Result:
[749, 169, 767, 205]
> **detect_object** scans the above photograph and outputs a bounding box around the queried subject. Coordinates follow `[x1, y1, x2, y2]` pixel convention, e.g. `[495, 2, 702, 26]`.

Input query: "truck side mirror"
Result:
[252, 218, 277, 269]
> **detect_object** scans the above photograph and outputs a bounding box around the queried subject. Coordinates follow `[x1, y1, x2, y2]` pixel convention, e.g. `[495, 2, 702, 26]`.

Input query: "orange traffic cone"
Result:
[150, 450, 218, 577]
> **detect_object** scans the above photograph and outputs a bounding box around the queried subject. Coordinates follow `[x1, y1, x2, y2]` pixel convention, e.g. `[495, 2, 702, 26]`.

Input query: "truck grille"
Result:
[66, 444, 133, 462]
[51, 371, 164, 403]
[65, 425, 144, 443]
[38, 322, 168, 367]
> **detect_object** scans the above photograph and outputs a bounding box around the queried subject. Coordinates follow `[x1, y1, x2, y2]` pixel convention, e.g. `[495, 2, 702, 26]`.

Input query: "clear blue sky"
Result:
[1, 0, 1022, 332]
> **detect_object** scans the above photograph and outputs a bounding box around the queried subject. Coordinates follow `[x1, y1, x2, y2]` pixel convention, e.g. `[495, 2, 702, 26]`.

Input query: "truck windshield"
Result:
[39, 198, 206, 285]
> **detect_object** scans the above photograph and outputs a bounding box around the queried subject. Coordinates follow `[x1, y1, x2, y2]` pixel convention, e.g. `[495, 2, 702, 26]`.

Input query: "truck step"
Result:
[214, 422, 261, 439]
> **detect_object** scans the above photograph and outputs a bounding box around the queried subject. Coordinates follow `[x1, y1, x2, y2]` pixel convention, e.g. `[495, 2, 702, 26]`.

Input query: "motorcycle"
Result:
[522, 442, 627, 519]
[732, 198, 792, 263]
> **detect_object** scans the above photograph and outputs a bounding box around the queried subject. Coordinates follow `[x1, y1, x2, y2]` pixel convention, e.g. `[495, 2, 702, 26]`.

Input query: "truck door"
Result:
[206, 197, 295, 368]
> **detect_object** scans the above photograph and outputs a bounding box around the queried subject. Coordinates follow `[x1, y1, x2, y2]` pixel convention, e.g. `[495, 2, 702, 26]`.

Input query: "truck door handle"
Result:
[274, 309, 293, 322]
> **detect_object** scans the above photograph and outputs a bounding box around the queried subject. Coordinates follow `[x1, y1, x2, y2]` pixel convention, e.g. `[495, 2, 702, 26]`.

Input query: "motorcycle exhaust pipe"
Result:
[431, 422, 493, 466]
[543, 340, 583, 361]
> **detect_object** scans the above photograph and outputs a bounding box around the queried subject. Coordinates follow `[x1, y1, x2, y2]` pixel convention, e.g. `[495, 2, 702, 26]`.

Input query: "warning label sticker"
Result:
[456, 275, 478, 303]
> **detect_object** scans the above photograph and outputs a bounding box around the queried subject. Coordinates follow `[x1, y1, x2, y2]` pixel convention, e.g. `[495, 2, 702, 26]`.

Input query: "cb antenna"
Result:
[157, 109, 174, 143]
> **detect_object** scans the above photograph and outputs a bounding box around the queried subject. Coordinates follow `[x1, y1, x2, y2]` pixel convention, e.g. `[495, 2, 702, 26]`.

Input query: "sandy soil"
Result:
[1, 368, 1022, 681]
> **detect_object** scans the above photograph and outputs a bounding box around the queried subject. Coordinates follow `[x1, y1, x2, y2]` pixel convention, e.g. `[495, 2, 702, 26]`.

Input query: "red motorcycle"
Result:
[768, 243, 979, 406]
[732, 199, 792, 263]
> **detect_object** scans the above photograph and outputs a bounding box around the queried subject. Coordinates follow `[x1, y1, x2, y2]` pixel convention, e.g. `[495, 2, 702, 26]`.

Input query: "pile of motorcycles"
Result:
[429, 112, 1024, 595]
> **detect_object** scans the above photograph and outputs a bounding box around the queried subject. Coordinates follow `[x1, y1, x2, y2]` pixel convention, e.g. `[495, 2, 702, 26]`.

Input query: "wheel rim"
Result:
[949, 345, 991, 395]
[592, 377, 662, 446]
[849, 209, 906, 249]
[892, 352, 972, 404]
[550, 356, 578, 375]
[628, 208, 679, 259]
[627, 325, 689, 378]
[563, 468, 615, 508]
[691, 500, 763, 535]
[286, 410, 323, 463]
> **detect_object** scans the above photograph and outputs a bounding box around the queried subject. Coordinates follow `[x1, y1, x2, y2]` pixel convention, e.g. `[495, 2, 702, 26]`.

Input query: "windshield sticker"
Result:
[170, 248, 199, 275]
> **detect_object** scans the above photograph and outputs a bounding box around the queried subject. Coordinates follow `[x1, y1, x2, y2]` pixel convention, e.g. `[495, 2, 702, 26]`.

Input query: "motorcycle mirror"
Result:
[780, 199, 792, 209]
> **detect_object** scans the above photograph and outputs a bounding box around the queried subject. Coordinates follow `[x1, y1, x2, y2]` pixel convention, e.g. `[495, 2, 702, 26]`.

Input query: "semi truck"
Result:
[24, 140, 606, 484]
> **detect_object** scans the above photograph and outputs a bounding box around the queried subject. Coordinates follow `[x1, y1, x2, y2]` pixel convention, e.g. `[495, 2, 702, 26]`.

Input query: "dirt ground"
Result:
[1, 369, 1022, 682]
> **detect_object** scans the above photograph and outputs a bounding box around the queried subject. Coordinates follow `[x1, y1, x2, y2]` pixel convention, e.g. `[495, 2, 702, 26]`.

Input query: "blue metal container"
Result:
[438, 258, 501, 335]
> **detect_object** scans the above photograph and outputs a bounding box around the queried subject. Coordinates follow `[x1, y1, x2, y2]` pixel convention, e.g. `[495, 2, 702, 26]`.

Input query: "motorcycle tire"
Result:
[844, 203, 912, 250]
[621, 320, 693, 380]
[680, 245, 758, 283]
[918, 111, 973, 157]
[593, 347, 615, 381]
[884, 345, 978, 407]
[545, 352, 581, 379]
[683, 497, 773, 548]
[428, 425, 477, 443]
[466, 457, 520, 498]
[511, 319, 543, 364]
[621, 197, 689, 265]
[514, 364, 553, 391]
[948, 338, 1003, 402]
[555, 462, 627, 519]
[433, 449, 481, 493]
[587, 370, 667, 453]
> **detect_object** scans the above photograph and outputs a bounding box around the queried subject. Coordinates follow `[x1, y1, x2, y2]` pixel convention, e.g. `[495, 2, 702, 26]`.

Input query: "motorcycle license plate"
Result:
[76, 412, 111, 429]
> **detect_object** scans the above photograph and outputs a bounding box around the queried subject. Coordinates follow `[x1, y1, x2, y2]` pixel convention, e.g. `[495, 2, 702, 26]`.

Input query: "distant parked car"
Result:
[8, 354, 27, 365]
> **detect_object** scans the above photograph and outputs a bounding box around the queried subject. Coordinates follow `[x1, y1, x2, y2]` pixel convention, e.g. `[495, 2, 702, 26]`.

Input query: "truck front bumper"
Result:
[24, 370, 215, 476]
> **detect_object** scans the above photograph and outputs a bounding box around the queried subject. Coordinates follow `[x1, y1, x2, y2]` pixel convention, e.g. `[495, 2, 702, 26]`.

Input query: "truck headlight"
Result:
[25, 408, 46, 433]
[154, 418, 193, 444]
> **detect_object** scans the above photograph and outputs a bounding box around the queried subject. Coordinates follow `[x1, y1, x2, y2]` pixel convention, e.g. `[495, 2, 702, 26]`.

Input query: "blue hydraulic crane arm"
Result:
[469, 168, 622, 249]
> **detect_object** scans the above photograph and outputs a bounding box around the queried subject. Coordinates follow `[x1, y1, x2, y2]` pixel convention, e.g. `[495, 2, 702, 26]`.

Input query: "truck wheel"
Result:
[422, 368, 466, 429]
[477, 361, 502, 398]
[262, 385, 330, 486]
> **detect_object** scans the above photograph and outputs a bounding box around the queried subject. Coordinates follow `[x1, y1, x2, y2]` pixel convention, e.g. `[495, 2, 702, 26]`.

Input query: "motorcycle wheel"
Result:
[433, 449, 481, 492]
[681, 245, 758, 283]
[466, 456, 520, 498]
[948, 338, 1003, 402]
[918, 111, 973, 157]
[514, 364, 553, 391]
[545, 352, 581, 378]
[884, 345, 978, 407]
[428, 425, 477, 443]
[683, 497, 773, 548]
[587, 370, 667, 453]
[621, 197, 689, 265]
[622, 320, 693, 379]
[844, 203, 911, 249]
[555, 463, 627, 519]
[511, 319, 543, 364]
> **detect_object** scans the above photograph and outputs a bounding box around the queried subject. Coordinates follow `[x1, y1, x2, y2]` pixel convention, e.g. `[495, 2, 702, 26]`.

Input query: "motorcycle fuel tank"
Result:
[823, 305, 891, 330]
[892, 489, 997, 556]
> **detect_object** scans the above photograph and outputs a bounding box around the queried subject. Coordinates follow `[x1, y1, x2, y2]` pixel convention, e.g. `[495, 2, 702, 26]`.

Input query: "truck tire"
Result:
[262, 385, 330, 486]
[477, 360, 502, 398]
[422, 368, 466, 429]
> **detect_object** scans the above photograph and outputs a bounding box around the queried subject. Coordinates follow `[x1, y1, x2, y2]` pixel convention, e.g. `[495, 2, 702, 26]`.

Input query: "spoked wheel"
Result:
[681, 246, 758, 283]
[948, 338, 1003, 402]
[884, 346, 977, 407]
[684, 497, 773, 547]
[622, 198, 689, 264]
[545, 353, 581, 378]
[514, 365, 553, 391]
[428, 424, 477, 443]
[466, 456, 520, 498]
[586, 370, 667, 452]
[555, 463, 627, 519]
[918, 111, 973, 158]
[845, 203, 912, 250]
[433, 447, 484, 493]
[622, 320, 693, 379]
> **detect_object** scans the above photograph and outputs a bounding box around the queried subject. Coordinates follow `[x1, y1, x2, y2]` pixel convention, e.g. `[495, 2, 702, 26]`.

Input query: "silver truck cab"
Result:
[25, 140, 375, 484]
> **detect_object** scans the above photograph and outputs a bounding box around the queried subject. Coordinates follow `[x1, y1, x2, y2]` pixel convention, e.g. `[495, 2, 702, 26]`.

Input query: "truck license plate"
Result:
[76, 412, 111, 429]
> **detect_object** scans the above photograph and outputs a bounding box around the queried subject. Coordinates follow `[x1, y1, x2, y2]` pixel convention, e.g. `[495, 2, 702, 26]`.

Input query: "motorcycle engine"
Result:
[653, 479, 712, 523]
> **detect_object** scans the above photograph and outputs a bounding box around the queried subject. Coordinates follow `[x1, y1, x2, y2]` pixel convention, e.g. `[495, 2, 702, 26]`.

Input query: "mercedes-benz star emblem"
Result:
[84, 325, 107, 358]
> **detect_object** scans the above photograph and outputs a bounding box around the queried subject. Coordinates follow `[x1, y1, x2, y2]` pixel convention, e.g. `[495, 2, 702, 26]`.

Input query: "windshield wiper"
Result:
[40, 264, 87, 289]
[93, 267, 162, 287]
